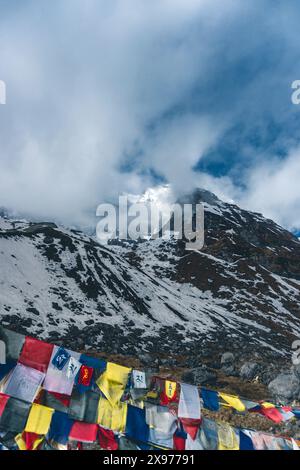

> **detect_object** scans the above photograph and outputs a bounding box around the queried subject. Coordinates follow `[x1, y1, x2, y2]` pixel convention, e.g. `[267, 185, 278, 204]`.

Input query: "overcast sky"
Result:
[0, 0, 300, 232]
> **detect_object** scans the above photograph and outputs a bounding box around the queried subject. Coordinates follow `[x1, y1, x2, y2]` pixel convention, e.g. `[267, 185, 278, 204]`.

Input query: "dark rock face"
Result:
[187, 189, 300, 280]
[0, 188, 300, 366]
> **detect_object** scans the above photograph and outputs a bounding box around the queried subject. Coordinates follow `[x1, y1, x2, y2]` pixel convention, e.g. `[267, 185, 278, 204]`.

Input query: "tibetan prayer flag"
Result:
[239, 430, 255, 450]
[149, 428, 174, 449]
[4, 364, 45, 402]
[242, 399, 260, 411]
[0, 397, 31, 433]
[98, 426, 118, 450]
[18, 337, 54, 373]
[97, 396, 128, 433]
[97, 362, 131, 405]
[218, 423, 239, 450]
[201, 388, 219, 411]
[145, 403, 177, 435]
[178, 383, 201, 419]
[260, 406, 283, 423]
[244, 430, 266, 450]
[160, 381, 179, 408]
[219, 392, 245, 412]
[280, 408, 295, 421]
[69, 421, 98, 443]
[44, 346, 79, 396]
[125, 405, 149, 445]
[199, 418, 219, 450]
[262, 434, 282, 450]
[69, 389, 100, 423]
[48, 410, 74, 445]
[25, 403, 54, 435]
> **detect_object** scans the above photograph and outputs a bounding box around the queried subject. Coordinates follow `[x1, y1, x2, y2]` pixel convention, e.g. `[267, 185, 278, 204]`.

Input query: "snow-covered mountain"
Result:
[1, 190, 300, 364]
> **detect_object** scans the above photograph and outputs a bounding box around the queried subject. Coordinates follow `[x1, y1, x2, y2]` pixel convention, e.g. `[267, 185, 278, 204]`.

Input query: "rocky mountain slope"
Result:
[0, 190, 300, 366]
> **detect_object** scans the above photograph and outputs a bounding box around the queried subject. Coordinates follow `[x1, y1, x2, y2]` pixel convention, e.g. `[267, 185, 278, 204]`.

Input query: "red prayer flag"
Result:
[180, 418, 202, 440]
[282, 406, 292, 412]
[69, 422, 98, 443]
[98, 426, 118, 450]
[18, 336, 54, 373]
[260, 407, 283, 423]
[173, 433, 186, 450]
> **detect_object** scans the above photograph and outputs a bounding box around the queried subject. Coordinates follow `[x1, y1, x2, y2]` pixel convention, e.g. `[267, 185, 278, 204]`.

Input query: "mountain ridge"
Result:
[0, 189, 299, 366]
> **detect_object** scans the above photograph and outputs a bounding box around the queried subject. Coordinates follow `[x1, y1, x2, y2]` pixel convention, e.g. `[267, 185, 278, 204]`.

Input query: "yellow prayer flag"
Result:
[219, 392, 245, 412]
[25, 404, 54, 435]
[261, 401, 275, 409]
[218, 423, 239, 450]
[97, 396, 127, 433]
[97, 362, 131, 405]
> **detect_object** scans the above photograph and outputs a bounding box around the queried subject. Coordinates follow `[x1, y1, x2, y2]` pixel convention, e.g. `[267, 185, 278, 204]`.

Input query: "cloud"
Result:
[0, 0, 231, 226]
[239, 148, 300, 231]
[0, 0, 300, 230]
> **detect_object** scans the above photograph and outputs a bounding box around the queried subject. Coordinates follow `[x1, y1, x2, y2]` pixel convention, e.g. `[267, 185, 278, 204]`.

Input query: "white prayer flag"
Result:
[178, 383, 201, 419]
[4, 364, 45, 402]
